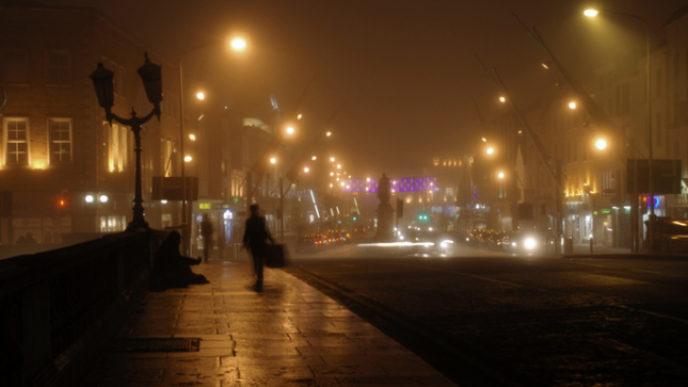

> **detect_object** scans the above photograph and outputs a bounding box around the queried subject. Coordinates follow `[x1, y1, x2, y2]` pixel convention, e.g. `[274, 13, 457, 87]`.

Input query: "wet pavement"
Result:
[83, 260, 453, 386]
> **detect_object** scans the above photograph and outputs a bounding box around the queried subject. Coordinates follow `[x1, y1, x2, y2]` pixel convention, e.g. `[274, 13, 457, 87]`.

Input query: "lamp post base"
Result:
[126, 218, 150, 232]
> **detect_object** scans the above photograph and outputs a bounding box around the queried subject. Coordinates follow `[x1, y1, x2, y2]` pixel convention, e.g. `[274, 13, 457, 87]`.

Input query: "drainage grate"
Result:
[112, 337, 201, 353]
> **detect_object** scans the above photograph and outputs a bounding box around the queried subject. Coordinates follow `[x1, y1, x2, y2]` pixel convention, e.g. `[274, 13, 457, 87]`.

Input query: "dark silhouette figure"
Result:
[151, 231, 208, 291]
[376, 173, 394, 240]
[200, 214, 214, 262]
[242, 204, 274, 292]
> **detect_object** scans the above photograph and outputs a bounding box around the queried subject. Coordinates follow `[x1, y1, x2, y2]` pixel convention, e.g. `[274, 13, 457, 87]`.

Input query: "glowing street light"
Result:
[485, 146, 495, 156]
[498, 95, 506, 104]
[568, 101, 577, 110]
[184, 155, 193, 163]
[583, 8, 599, 18]
[303, 166, 310, 173]
[497, 170, 505, 180]
[195, 90, 206, 101]
[188, 133, 197, 141]
[481, 137, 487, 143]
[311, 155, 317, 161]
[285, 126, 295, 136]
[595, 137, 608, 151]
[269, 156, 277, 165]
[329, 157, 335, 163]
[326, 131, 332, 137]
[230, 36, 247, 52]
[297, 113, 303, 120]
[336, 164, 342, 169]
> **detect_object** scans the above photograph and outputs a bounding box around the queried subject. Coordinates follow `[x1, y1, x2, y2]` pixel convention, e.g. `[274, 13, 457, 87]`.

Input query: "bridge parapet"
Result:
[0, 230, 168, 386]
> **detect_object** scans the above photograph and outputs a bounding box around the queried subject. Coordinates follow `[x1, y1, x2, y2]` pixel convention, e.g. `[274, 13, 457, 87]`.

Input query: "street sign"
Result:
[626, 159, 681, 194]
[152, 177, 198, 201]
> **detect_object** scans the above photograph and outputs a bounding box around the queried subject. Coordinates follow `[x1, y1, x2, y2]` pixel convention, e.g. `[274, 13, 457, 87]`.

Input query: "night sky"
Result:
[46, 0, 688, 175]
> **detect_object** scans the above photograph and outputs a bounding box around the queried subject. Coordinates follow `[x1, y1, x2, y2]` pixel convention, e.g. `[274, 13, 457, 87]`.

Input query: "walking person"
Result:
[242, 204, 275, 292]
[200, 214, 214, 263]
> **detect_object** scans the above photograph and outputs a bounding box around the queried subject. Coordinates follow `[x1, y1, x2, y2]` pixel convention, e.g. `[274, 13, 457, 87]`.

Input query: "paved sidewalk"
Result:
[83, 260, 453, 386]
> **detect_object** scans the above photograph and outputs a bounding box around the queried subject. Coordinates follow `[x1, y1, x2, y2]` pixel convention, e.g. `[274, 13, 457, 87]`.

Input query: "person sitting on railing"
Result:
[151, 231, 208, 290]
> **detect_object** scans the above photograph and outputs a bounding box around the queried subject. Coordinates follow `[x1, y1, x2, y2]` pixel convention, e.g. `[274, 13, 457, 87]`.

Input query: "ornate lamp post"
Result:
[90, 53, 162, 231]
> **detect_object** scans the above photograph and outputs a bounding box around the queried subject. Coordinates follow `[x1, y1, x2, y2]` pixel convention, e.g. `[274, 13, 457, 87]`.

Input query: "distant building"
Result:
[487, 5, 688, 249]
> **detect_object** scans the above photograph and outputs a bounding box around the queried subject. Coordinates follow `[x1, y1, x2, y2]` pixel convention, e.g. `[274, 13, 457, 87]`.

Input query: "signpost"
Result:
[152, 177, 199, 201]
[627, 159, 682, 194]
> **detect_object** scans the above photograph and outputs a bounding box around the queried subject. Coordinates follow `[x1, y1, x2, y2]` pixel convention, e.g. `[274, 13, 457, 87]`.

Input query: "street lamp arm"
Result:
[108, 106, 158, 128]
[513, 14, 648, 160]
[600, 10, 651, 31]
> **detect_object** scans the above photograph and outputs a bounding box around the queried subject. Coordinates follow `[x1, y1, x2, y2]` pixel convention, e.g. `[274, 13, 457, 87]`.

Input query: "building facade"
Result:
[0, 4, 181, 248]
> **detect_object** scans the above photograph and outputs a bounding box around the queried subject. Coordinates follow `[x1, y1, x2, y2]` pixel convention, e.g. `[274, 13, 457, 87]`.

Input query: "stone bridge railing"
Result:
[0, 230, 168, 386]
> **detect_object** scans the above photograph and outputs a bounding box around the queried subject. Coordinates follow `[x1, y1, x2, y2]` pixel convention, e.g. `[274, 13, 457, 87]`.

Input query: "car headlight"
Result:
[439, 239, 454, 249]
[523, 236, 537, 250]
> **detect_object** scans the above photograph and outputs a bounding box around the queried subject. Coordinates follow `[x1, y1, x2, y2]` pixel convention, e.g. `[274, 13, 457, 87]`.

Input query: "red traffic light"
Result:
[57, 198, 68, 209]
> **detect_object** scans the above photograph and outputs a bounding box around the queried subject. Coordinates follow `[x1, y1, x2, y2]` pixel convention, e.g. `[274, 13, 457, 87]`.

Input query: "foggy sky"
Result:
[42, 0, 688, 176]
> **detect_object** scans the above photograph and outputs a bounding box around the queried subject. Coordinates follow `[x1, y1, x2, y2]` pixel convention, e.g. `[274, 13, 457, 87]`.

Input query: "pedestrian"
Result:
[151, 231, 207, 291]
[242, 204, 275, 292]
[200, 214, 213, 262]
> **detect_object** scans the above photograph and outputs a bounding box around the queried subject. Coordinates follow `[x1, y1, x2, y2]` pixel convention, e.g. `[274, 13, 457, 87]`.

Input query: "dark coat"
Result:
[243, 215, 274, 256]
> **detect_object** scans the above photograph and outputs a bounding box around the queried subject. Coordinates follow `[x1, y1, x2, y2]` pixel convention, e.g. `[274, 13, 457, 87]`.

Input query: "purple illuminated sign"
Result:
[341, 177, 439, 193]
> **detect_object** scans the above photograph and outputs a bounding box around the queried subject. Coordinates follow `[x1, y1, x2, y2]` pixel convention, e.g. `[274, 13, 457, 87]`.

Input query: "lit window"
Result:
[161, 139, 174, 177]
[4, 118, 29, 166]
[49, 118, 72, 164]
[104, 121, 128, 172]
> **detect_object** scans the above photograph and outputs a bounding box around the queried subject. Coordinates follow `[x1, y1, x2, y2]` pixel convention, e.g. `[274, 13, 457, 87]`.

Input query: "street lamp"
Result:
[176, 35, 249, 253]
[195, 90, 206, 101]
[230, 36, 247, 52]
[584, 8, 654, 251]
[90, 53, 162, 231]
[594, 137, 608, 151]
[568, 100, 577, 110]
[583, 9, 599, 18]
[285, 125, 295, 136]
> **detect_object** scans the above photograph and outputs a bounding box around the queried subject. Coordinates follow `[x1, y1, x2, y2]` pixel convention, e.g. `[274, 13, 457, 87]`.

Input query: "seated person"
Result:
[151, 231, 208, 290]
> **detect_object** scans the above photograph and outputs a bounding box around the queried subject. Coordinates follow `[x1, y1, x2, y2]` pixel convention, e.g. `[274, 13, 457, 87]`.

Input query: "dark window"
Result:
[2, 49, 28, 84]
[46, 50, 71, 84]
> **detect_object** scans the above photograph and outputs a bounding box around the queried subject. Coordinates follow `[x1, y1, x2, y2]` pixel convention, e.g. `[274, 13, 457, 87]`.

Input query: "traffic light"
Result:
[417, 213, 429, 222]
[352, 211, 359, 222]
